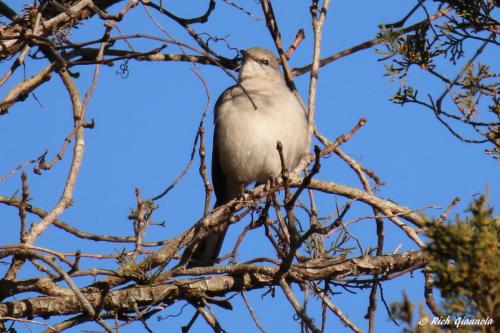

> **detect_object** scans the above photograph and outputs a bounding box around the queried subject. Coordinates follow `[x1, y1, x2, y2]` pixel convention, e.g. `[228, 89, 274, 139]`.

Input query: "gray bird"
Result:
[189, 47, 308, 267]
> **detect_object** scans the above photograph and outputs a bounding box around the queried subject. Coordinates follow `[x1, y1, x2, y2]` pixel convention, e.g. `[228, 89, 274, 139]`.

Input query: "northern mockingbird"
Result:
[189, 47, 308, 267]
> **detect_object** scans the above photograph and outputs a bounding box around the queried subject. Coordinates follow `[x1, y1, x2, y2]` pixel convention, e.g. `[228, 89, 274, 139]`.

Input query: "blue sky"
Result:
[0, 1, 498, 332]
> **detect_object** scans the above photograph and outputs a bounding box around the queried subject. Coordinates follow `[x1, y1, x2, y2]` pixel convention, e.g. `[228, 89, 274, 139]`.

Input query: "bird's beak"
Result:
[235, 49, 247, 72]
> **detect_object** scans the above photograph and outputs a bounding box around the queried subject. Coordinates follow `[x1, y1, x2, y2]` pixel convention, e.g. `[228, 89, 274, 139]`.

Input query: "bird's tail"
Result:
[186, 200, 228, 268]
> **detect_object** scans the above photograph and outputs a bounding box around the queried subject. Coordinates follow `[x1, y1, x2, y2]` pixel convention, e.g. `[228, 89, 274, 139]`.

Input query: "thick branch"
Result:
[0, 252, 424, 319]
[0, 0, 121, 59]
[298, 179, 427, 228]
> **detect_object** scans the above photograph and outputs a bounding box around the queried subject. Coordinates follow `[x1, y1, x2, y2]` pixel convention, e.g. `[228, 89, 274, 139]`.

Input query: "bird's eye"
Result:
[260, 58, 271, 66]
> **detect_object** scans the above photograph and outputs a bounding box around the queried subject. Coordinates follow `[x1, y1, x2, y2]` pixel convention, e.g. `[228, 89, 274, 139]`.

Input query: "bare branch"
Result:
[292, 7, 453, 77]
[241, 292, 267, 333]
[0, 252, 425, 318]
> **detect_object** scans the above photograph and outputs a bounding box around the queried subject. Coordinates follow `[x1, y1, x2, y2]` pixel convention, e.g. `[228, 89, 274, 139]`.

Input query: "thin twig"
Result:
[259, 0, 296, 90]
[306, 0, 331, 153]
[279, 278, 321, 333]
[423, 271, 446, 317]
[133, 188, 147, 256]
[436, 196, 460, 224]
[18, 172, 29, 244]
[0, 64, 56, 115]
[311, 282, 363, 333]
[285, 29, 306, 60]
[241, 292, 267, 333]
[25, 69, 85, 243]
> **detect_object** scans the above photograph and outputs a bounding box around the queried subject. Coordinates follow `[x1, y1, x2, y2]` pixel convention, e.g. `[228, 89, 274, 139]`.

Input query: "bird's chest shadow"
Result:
[232, 88, 277, 112]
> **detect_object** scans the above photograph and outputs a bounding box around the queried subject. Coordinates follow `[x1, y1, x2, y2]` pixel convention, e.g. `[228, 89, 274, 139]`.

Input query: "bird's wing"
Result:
[211, 131, 227, 206]
[211, 85, 238, 205]
[188, 86, 237, 267]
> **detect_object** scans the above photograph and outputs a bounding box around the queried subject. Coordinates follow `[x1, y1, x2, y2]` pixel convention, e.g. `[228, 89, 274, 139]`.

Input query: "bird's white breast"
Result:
[214, 79, 308, 187]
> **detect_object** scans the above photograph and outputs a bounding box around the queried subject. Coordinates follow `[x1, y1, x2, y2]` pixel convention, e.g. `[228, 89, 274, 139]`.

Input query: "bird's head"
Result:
[238, 47, 282, 83]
